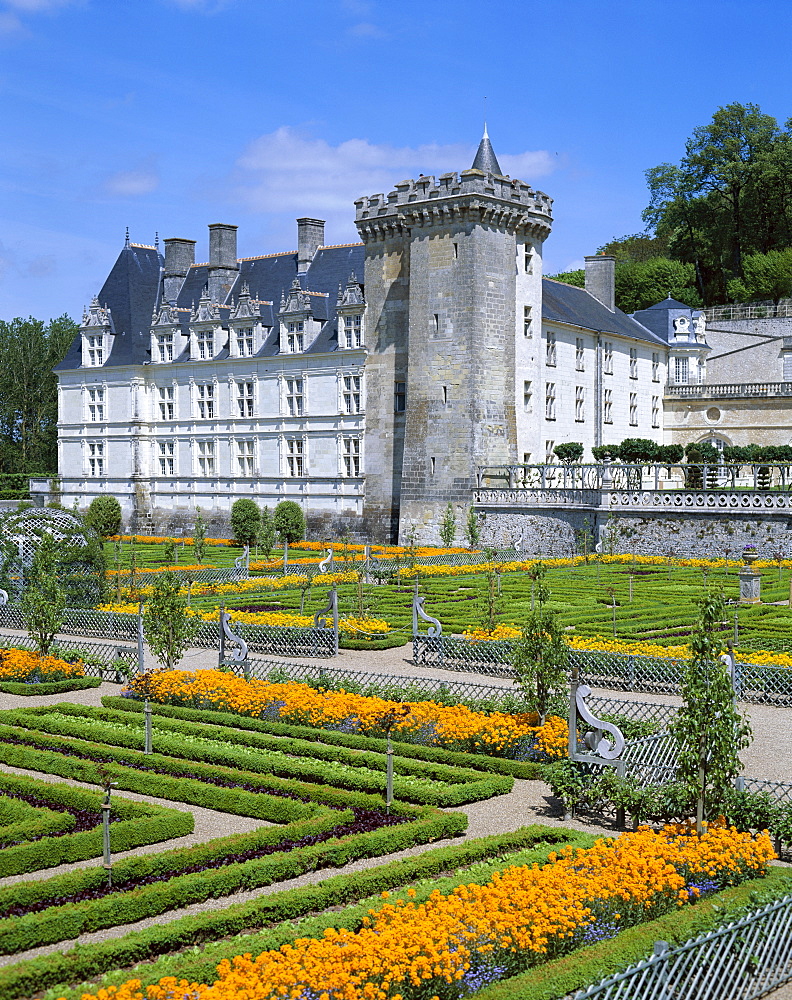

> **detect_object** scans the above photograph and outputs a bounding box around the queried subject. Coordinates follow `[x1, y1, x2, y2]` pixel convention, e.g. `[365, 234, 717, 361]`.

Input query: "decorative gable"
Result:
[81, 297, 115, 368]
[189, 288, 224, 361]
[150, 300, 189, 363]
[278, 278, 324, 354]
[228, 283, 268, 358]
[336, 272, 366, 350]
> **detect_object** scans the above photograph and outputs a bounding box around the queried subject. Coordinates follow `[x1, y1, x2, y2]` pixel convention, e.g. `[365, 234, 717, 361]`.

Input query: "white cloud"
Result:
[165, 0, 234, 11]
[347, 21, 385, 37]
[3, 0, 77, 9]
[0, 10, 23, 34]
[103, 167, 160, 197]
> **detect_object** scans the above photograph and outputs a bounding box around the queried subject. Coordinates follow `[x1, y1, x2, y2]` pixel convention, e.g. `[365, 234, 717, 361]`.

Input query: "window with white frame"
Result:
[784, 354, 792, 381]
[286, 378, 304, 416]
[523, 305, 533, 338]
[342, 314, 362, 349]
[575, 337, 584, 371]
[196, 330, 213, 360]
[236, 439, 255, 476]
[196, 383, 214, 419]
[196, 440, 215, 476]
[604, 388, 613, 424]
[286, 438, 304, 477]
[545, 382, 556, 420]
[236, 327, 254, 357]
[545, 440, 555, 463]
[158, 386, 175, 421]
[287, 322, 304, 353]
[674, 356, 689, 384]
[524, 245, 533, 273]
[575, 386, 585, 422]
[629, 347, 638, 379]
[603, 341, 613, 375]
[87, 441, 104, 476]
[394, 381, 406, 413]
[87, 387, 105, 421]
[237, 381, 254, 418]
[342, 436, 361, 477]
[652, 352, 660, 382]
[156, 334, 173, 363]
[158, 440, 175, 476]
[343, 375, 362, 414]
[546, 330, 557, 366]
[523, 380, 532, 410]
[696, 359, 706, 384]
[86, 336, 103, 366]
[629, 392, 638, 426]
[652, 396, 660, 428]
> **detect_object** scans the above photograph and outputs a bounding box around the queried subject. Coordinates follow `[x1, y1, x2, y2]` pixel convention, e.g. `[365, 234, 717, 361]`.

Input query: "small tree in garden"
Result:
[230, 498, 261, 549]
[85, 495, 122, 540]
[464, 507, 480, 549]
[512, 608, 568, 725]
[671, 591, 752, 834]
[553, 442, 584, 465]
[192, 508, 206, 565]
[439, 503, 456, 546]
[273, 501, 305, 547]
[257, 506, 277, 559]
[162, 538, 176, 566]
[22, 533, 66, 656]
[143, 571, 199, 669]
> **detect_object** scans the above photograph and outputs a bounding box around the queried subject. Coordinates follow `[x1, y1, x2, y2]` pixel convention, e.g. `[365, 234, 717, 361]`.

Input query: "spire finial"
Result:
[471, 124, 502, 175]
[483, 121, 488, 139]
[125, 227, 129, 247]
[155, 231, 159, 249]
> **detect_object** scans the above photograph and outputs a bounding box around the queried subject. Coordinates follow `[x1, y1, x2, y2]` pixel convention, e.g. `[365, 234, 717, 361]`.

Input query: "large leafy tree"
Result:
[0, 316, 77, 473]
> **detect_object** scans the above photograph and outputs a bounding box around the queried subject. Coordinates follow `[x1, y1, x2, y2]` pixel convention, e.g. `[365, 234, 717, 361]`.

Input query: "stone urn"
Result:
[742, 546, 759, 569]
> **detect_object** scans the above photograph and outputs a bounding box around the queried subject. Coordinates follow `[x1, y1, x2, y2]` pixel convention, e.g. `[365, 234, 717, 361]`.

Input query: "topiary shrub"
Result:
[85, 496, 122, 539]
[230, 499, 261, 548]
[273, 501, 306, 545]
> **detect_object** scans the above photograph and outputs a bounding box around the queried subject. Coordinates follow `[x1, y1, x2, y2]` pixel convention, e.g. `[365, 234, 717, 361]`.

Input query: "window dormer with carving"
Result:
[80, 297, 115, 368]
[229, 283, 266, 357]
[150, 300, 188, 364]
[278, 278, 325, 355]
[189, 288, 221, 362]
[336, 273, 366, 351]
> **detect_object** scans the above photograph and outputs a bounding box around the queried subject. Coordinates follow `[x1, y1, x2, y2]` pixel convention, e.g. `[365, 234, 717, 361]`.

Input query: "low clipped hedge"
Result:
[339, 634, 411, 650]
[0, 804, 73, 846]
[101, 695, 543, 780]
[0, 826, 583, 999]
[0, 678, 101, 696]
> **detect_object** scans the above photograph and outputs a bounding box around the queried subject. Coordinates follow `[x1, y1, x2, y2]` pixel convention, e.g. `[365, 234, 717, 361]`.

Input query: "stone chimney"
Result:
[162, 237, 196, 303]
[297, 218, 325, 274]
[584, 254, 616, 311]
[207, 223, 239, 303]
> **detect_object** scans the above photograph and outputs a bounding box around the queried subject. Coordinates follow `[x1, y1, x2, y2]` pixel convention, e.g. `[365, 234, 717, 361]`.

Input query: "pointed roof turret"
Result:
[471, 123, 503, 175]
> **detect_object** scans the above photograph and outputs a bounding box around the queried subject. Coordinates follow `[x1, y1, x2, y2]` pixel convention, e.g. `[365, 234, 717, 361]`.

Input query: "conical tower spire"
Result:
[471, 124, 502, 175]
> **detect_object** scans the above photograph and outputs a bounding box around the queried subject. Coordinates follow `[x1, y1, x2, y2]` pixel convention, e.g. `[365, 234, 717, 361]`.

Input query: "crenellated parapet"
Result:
[354, 169, 553, 242]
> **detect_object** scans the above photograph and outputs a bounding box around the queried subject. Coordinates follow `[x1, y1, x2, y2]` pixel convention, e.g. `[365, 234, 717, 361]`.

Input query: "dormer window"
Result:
[156, 334, 174, 363]
[80, 297, 114, 368]
[87, 336, 103, 366]
[195, 330, 213, 360]
[236, 327, 255, 356]
[287, 322, 304, 353]
[342, 314, 363, 349]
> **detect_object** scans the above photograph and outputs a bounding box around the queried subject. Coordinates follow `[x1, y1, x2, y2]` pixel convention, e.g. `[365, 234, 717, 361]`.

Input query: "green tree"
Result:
[21, 533, 66, 655]
[553, 442, 584, 465]
[85, 495, 122, 540]
[230, 498, 261, 548]
[512, 609, 568, 725]
[273, 501, 305, 545]
[727, 247, 792, 303]
[192, 508, 206, 565]
[439, 503, 456, 547]
[257, 506, 277, 558]
[671, 591, 752, 833]
[143, 571, 200, 669]
[464, 507, 480, 549]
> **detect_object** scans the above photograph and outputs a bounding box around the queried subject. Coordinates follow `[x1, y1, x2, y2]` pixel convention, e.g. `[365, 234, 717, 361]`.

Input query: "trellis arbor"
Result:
[0, 507, 105, 606]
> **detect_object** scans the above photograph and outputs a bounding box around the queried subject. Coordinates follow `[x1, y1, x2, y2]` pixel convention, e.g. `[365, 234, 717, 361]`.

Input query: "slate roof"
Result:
[471, 126, 503, 175]
[631, 296, 702, 344]
[542, 278, 667, 347]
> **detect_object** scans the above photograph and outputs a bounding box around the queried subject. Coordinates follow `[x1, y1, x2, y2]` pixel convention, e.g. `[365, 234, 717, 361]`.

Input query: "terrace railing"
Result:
[574, 895, 792, 1000]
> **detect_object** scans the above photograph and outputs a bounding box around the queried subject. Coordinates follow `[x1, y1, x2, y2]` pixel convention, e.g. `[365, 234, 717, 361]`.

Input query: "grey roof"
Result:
[542, 279, 667, 346]
[631, 296, 703, 344]
[471, 127, 503, 175]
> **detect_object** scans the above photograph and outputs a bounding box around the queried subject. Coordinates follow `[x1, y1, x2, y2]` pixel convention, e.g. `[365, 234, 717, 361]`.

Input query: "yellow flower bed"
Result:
[568, 633, 792, 670]
[0, 649, 83, 682]
[73, 824, 774, 1000]
[106, 565, 204, 577]
[130, 669, 563, 758]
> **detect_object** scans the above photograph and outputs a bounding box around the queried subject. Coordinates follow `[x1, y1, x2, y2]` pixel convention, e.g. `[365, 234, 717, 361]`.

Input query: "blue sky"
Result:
[1, 0, 789, 322]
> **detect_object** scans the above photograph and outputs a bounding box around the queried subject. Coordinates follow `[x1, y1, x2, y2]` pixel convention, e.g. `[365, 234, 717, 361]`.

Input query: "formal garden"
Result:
[0, 498, 791, 998]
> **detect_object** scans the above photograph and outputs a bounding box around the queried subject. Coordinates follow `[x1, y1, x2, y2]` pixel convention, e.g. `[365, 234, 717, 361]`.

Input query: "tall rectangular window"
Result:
[237, 381, 254, 418]
[342, 437, 361, 477]
[237, 439, 255, 476]
[652, 352, 660, 382]
[343, 314, 362, 349]
[523, 305, 533, 338]
[87, 387, 105, 421]
[286, 378, 304, 416]
[575, 386, 585, 422]
[604, 341, 613, 375]
[343, 375, 362, 414]
[197, 440, 215, 476]
[87, 336, 103, 367]
[546, 330, 557, 366]
[575, 337, 584, 371]
[157, 334, 173, 363]
[545, 440, 555, 463]
[604, 388, 613, 424]
[87, 441, 104, 476]
[523, 380, 532, 410]
[674, 356, 689, 385]
[287, 322, 304, 353]
[196, 383, 214, 419]
[629, 347, 638, 379]
[545, 382, 556, 420]
[158, 386, 174, 421]
[524, 246, 533, 273]
[196, 331, 213, 360]
[394, 381, 406, 413]
[629, 392, 638, 426]
[158, 440, 175, 476]
[651, 396, 660, 428]
[784, 354, 792, 381]
[236, 327, 254, 357]
[286, 438, 304, 477]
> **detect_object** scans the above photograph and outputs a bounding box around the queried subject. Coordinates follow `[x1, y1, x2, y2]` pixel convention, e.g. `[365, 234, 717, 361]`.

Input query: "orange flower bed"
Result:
[71, 824, 774, 1000]
[0, 648, 83, 682]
